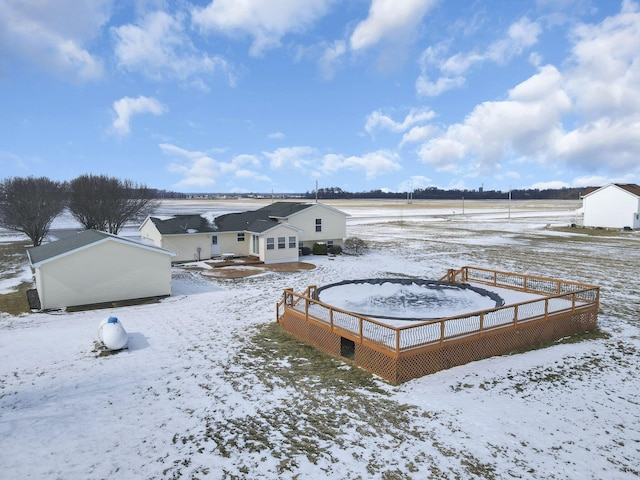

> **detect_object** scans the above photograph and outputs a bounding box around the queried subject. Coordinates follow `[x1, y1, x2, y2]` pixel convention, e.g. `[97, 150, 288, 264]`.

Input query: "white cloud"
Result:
[162, 144, 221, 188]
[487, 17, 542, 64]
[161, 144, 220, 188]
[570, 173, 640, 188]
[235, 169, 271, 183]
[263, 146, 318, 170]
[565, 3, 640, 119]
[418, 65, 571, 171]
[112, 96, 167, 136]
[554, 118, 640, 170]
[319, 150, 401, 179]
[268, 132, 286, 140]
[365, 108, 436, 136]
[112, 11, 233, 88]
[554, 2, 640, 172]
[0, 0, 109, 80]
[400, 125, 438, 147]
[192, 0, 334, 57]
[530, 180, 570, 190]
[232, 154, 261, 168]
[349, 0, 436, 51]
[261, 145, 401, 184]
[318, 40, 346, 80]
[397, 175, 432, 192]
[413, 3, 640, 185]
[162, 144, 269, 189]
[416, 17, 541, 97]
[415, 75, 465, 97]
[415, 45, 466, 97]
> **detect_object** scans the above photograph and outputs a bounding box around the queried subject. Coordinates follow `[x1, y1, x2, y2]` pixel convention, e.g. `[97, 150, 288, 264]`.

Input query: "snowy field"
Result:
[1, 199, 639, 479]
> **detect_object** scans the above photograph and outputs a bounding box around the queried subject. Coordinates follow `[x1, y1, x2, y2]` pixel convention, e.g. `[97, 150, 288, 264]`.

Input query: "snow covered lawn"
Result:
[1, 199, 639, 479]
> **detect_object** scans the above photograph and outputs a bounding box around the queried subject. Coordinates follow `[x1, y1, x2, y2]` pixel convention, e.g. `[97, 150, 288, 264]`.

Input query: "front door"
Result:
[211, 235, 220, 255]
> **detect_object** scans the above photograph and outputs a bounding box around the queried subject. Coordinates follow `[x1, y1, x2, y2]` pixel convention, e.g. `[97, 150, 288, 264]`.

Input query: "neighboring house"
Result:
[582, 183, 640, 229]
[27, 230, 174, 310]
[139, 215, 217, 262]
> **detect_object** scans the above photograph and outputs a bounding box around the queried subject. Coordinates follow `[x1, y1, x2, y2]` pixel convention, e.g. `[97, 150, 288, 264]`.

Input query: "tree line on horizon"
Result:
[303, 186, 586, 201]
[0, 175, 157, 247]
[175, 185, 588, 200]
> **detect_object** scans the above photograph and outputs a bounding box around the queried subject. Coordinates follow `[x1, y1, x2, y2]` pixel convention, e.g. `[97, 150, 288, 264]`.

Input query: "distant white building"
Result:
[582, 183, 640, 229]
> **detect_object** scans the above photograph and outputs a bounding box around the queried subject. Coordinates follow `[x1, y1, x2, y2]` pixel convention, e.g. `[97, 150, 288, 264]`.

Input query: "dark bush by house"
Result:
[328, 244, 342, 255]
[312, 243, 328, 255]
[301, 246, 312, 256]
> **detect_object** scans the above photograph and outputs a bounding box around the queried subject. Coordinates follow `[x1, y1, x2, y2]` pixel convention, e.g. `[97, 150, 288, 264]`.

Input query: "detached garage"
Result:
[27, 230, 174, 310]
[582, 183, 640, 229]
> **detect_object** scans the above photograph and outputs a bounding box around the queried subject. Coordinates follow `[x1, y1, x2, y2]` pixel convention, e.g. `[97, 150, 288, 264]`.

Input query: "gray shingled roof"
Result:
[214, 211, 278, 233]
[617, 183, 640, 197]
[583, 183, 640, 198]
[213, 202, 313, 233]
[149, 215, 216, 234]
[27, 229, 172, 265]
[256, 202, 314, 218]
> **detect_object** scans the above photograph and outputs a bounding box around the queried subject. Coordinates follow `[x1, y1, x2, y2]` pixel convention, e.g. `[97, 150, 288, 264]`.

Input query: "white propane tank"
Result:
[98, 316, 128, 350]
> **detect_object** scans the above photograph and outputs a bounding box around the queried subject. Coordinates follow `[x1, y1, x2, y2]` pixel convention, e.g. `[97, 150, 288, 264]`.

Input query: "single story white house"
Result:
[139, 214, 217, 262]
[27, 229, 174, 310]
[582, 183, 640, 229]
[140, 202, 348, 264]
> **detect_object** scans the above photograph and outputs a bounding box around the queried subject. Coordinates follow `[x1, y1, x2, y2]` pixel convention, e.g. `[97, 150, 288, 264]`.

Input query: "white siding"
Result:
[139, 218, 162, 246]
[287, 204, 347, 246]
[260, 225, 299, 264]
[583, 185, 640, 229]
[36, 240, 171, 310]
[157, 234, 213, 262]
[217, 232, 252, 257]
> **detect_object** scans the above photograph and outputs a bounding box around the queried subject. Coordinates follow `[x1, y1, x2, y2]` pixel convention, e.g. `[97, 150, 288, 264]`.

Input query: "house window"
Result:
[327, 240, 334, 247]
[212, 236, 218, 245]
[278, 236, 286, 249]
[289, 236, 296, 248]
[252, 235, 259, 254]
[237, 232, 245, 242]
[315, 218, 322, 232]
[267, 238, 274, 250]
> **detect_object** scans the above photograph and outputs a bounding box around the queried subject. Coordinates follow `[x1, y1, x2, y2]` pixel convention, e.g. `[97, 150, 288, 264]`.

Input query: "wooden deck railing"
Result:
[441, 266, 596, 298]
[277, 266, 600, 358]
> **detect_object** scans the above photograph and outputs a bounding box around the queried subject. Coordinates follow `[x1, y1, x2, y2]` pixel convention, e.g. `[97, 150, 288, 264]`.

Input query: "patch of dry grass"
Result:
[0, 240, 32, 315]
[201, 261, 316, 279]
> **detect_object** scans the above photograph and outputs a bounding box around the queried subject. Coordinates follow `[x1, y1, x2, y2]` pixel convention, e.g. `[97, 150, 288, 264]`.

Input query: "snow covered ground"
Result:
[1, 199, 639, 479]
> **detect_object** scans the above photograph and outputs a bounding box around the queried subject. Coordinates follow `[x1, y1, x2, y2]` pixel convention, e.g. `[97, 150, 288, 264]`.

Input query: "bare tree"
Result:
[0, 177, 67, 246]
[343, 236, 368, 255]
[68, 174, 159, 235]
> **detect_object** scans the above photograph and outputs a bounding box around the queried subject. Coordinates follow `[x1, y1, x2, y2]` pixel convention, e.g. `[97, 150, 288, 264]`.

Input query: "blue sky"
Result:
[1, 0, 639, 194]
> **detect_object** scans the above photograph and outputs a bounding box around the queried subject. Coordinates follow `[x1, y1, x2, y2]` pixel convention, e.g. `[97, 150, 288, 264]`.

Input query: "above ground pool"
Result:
[316, 278, 504, 322]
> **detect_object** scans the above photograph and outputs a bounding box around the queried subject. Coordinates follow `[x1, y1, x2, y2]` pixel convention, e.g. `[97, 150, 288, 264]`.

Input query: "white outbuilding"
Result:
[582, 183, 640, 229]
[27, 230, 174, 310]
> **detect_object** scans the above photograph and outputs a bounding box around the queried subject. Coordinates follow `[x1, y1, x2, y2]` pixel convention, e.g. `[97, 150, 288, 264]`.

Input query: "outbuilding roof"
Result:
[617, 183, 640, 197]
[583, 183, 640, 198]
[146, 215, 216, 234]
[27, 229, 173, 266]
